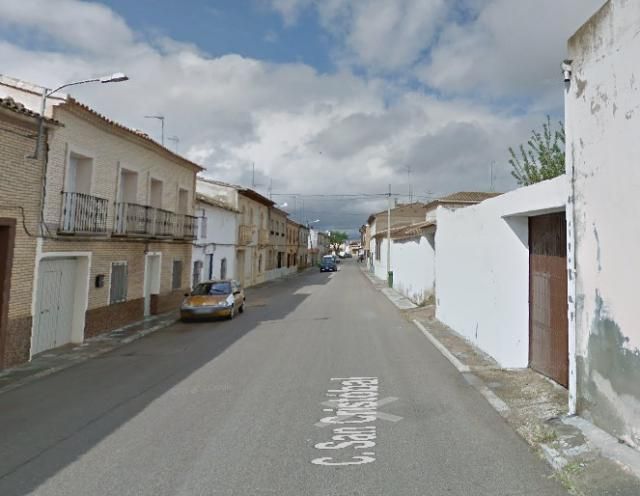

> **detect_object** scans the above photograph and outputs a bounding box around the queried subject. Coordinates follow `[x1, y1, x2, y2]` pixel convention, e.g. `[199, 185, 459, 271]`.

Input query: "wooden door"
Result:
[529, 213, 569, 387]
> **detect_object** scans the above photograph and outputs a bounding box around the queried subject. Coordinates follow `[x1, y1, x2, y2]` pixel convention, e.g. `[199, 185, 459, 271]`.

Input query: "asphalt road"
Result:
[0, 262, 569, 495]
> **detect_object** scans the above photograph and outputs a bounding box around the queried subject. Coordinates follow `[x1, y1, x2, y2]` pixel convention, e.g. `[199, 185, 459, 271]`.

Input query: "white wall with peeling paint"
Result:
[435, 177, 567, 368]
[567, 0, 640, 449]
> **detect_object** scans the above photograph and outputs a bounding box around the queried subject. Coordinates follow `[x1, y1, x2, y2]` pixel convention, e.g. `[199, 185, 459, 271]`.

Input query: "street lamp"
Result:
[32, 72, 129, 159]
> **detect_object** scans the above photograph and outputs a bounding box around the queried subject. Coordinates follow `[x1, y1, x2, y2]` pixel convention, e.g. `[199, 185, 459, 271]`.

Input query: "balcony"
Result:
[238, 225, 253, 245]
[59, 191, 109, 234]
[258, 228, 270, 246]
[114, 202, 197, 239]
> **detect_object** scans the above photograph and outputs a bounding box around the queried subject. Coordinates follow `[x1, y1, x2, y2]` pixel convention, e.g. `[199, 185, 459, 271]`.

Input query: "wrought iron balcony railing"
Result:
[59, 191, 109, 234]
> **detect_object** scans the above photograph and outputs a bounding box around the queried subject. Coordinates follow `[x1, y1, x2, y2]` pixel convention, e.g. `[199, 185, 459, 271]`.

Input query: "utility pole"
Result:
[490, 161, 495, 192]
[387, 184, 392, 287]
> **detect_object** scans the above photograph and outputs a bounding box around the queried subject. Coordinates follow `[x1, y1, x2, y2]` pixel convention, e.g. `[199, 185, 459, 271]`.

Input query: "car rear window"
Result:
[192, 282, 231, 295]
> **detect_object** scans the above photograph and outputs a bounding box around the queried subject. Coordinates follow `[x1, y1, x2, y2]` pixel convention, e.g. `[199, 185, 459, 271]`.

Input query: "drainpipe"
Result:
[564, 59, 578, 416]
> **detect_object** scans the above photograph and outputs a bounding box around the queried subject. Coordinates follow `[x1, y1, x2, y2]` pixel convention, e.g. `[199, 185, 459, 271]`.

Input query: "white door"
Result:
[143, 255, 160, 317]
[33, 259, 77, 355]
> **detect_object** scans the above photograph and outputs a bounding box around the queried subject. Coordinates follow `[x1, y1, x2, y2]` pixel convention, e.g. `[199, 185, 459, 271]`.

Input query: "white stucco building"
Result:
[192, 192, 239, 286]
[436, 177, 567, 370]
[566, 0, 640, 449]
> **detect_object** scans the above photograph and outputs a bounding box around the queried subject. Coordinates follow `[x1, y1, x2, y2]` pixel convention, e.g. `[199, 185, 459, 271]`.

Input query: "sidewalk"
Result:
[361, 267, 640, 495]
[0, 311, 179, 396]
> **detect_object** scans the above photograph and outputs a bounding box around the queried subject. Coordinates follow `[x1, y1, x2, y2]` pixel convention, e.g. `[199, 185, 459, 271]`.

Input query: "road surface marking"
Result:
[311, 377, 401, 466]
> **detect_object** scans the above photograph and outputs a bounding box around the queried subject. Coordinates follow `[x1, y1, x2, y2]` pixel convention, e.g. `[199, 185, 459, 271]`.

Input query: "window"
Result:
[192, 260, 203, 288]
[178, 188, 189, 214]
[220, 258, 227, 280]
[200, 216, 207, 239]
[172, 260, 183, 290]
[375, 240, 381, 261]
[150, 178, 163, 208]
[258, 254, 263, 273]
[110, 262, 128, 304]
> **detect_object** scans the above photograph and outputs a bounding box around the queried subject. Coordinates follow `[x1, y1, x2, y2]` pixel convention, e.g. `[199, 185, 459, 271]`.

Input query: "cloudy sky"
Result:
[0, 0, 603, 234]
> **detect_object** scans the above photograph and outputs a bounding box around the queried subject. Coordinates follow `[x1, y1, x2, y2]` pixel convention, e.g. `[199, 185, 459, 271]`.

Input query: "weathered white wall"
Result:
[567, 0, 640, 448]
[391, 235, 435, 304]
[435, 176, 567, 368]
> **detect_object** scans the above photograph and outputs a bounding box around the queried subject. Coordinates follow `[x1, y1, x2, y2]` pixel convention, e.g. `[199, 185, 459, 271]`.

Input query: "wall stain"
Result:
[593, 225, 602, 272]
[576, 77, 588, 99]
[578, 292, 640, 448]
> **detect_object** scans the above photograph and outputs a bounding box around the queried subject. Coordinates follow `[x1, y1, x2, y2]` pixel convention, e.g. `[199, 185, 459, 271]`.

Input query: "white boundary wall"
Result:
[435, 176, 567, 368]
[390, 235, 435, 304]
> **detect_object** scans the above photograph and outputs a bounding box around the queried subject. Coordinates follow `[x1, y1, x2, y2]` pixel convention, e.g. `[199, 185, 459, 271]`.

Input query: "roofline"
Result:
[197, 176, 242, 190]
[58, 98, 204, 173]
[238, 188, 275, 207]
[195, 192, 240, 213]
[0, 97, 61, 127]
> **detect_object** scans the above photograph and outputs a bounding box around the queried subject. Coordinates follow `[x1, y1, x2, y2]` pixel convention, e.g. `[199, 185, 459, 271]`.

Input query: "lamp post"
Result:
[32, 72, 129, 159]
[144, 115, 165, 146]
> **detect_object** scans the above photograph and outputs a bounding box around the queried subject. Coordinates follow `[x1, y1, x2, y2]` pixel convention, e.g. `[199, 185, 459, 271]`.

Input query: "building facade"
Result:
[0, 78, 200, 364]
[0, 97, 58, 368]
[266, 207, 291, 280]
[237, 190, 273, 287]
[566, 0, 640, 448]
[192, 190, 239, 286]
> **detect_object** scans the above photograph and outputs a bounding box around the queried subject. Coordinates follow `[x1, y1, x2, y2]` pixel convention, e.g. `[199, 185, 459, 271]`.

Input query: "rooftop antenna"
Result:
[405, 165, 413, 203]
[167, 136, 179, 153]
[144, 115, 165, 145]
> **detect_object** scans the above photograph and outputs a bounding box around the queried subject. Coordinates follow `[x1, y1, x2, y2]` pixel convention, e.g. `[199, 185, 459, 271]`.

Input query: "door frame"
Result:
[143, 252, 162, 317]
[0, 219, 16, 369]
[30, 252, 91, 360]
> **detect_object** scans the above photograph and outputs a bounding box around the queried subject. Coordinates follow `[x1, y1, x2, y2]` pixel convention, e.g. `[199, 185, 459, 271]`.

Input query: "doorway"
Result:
[144, 253, 161, 317]
[529, 212, 569, 387]
[0, 220, 16, 368]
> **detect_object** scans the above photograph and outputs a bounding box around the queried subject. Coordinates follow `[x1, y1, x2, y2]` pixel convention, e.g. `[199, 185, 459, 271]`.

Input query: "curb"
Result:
[0, 314, 177, 396]
[412, 320, 470, 373]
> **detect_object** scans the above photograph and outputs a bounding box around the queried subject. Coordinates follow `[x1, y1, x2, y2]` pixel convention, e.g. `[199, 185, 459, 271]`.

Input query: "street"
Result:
[0, 262, 568, 496]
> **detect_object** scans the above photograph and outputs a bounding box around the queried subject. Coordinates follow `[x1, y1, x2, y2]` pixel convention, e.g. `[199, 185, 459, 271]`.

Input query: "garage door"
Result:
[529, 213, 568, 387]
[33, 258, 77, 355]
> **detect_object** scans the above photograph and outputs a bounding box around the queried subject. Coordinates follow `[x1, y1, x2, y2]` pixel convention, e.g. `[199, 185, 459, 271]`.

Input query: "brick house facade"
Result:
[0, 97, 59, 368]
[0, 78, 202, 366]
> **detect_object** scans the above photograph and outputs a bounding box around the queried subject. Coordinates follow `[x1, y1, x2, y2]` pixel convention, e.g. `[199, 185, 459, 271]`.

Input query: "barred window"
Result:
[110, 262, 128, 304]
[172, 260, 183, 290]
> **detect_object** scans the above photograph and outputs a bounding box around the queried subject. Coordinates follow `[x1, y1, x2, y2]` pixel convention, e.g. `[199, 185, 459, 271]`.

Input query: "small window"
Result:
[172, 260, 183, 290]
[192, 260, 203, 288]
[200, 216, 207, 239]
[220, 258, 227, 280]
[110, 262, 128, 304]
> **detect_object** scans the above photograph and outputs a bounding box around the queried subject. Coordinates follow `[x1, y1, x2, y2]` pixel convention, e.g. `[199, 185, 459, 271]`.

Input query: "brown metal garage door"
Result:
[529, 212, 568, 387]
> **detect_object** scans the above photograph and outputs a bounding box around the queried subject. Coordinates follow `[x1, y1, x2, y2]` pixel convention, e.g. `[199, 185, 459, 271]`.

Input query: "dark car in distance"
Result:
[320, 258, 337, 272]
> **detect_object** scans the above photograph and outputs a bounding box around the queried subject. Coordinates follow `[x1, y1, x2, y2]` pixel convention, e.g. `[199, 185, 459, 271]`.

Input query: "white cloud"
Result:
[0, 0, 604, 232]
[417, 0, 604, 100]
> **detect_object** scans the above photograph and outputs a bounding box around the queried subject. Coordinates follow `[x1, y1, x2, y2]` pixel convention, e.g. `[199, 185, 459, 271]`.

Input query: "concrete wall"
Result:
[435, 176, 567, 368]
[391, 235, 435, 304]
[567, 0, 640, 448]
